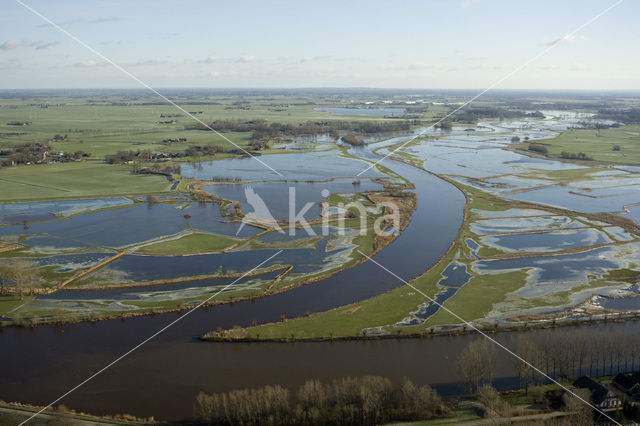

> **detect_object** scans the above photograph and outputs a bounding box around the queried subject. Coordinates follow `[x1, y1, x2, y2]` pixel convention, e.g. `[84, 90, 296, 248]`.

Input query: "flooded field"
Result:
[380, 112, 640, 326]
[1, 109, 640, 421]
[180, 149, 384, 181]
[0, 127, 468, 420]
[314, 107, 407, 116]
[203, 178, 383, 220]
[0, 140, 431, 322]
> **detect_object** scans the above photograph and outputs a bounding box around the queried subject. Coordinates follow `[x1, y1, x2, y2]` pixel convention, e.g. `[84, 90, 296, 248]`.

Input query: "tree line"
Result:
[0, 142, 89, 166]
[193, 376, 449, 426]
[105, 145, 254, 165]
[560, 151, 592, 161]
[596, 108, 640, 124]
[185, 119, 417, 142]
[443, 107, 542, 123]
[132, 163, 181, 177]
[457, 328, 640, 396]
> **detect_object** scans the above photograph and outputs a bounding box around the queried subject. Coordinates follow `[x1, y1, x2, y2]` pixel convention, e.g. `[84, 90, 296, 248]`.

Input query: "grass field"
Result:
[0, 93, 436, 202]
[537, 125, 640, 165]
[135, 232, 240, 255]
[0, 295, 34, 316]
[0, 162, 173, 202]
[0, 95, 436, 155]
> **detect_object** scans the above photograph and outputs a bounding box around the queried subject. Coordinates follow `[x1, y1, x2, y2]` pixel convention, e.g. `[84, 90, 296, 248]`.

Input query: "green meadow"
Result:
[538, 124, 640, 165]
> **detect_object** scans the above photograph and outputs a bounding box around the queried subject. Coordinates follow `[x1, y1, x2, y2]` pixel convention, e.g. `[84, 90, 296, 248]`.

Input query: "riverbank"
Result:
[0, 400, 153, 425]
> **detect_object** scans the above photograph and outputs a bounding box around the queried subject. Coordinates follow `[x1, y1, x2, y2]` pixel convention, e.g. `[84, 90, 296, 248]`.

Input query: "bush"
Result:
[560, 151, 592, 161]
[476, 385, 511, 418]
[613, 145, 621, 151]
[341, 134, 365, 147]
[528, 144, 548, 154]
[105, 150, 152, 164]
[435, 120, 452, 130]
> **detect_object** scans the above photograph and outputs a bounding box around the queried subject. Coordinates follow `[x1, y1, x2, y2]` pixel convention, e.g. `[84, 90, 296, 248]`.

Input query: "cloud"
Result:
[0, 39, 28, 50]
[38, 16, 120, 27]
[198, 56, 224, 64]
[298, 55, 332, 64]
[198, 55, 259, 64]
[32, 40, 60, 50]
[460, 0, 476, 8]
[100, 40, 124, 46]
[234, 55, 257, 63]
[90, 16, 120, 24]
[74, 59, 109, 68]
[0, 39, 59, 51]
[544, 34, 587, 46]
[570, 62, 588, 71]
[407, 62, 442, 70]
[125, 58, 171, 67]
[38, 18, 82, 28]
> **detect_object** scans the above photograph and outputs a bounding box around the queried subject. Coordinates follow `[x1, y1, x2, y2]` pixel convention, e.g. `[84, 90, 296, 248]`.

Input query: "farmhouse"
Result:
[612, 372, 640, 396]
[573, 376, 621, 409]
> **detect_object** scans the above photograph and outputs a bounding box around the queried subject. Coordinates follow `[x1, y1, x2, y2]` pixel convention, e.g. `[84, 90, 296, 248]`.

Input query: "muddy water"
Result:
[4, 318, 640, 421]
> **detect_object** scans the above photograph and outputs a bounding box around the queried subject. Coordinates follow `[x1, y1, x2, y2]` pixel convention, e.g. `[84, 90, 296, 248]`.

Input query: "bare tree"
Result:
[515, 336, 544, 394]
[572, 330, 589, 378]
[562, 388, 592, 425]
[476, 385, 511, 418]
[631, 337, 640, 372]
[457, 338, 497, 394]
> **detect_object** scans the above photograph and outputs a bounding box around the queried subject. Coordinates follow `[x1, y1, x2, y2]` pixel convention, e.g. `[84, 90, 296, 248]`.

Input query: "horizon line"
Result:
[1, 87, 640, 93]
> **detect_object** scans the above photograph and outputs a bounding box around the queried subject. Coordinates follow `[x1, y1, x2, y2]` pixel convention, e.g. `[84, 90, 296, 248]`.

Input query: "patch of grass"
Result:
[135, 232, 240, 255]
[0, 295, 35, 316]
[501, 389, 536, 406]
[603, 268, 640, 284]
[532, 166, 609, 182]
[539, 125, 640, 165]
[424, 269, 528, 326]
[0, 162, 173, 202]
[393, 407, 481, 425]
[241, 234, 323, 251]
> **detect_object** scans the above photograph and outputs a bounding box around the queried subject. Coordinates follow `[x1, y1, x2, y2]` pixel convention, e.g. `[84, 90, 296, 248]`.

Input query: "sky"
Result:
[0, 0, 638, 90]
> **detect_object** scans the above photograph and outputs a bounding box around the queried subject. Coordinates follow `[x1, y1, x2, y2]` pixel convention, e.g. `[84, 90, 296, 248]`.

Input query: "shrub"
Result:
[435, 120, 452, 130]
[528, 144, 548, 154]
[341, 133, 365, 147]
[560, 151, 592, 161]
[476, 385, 511, 418]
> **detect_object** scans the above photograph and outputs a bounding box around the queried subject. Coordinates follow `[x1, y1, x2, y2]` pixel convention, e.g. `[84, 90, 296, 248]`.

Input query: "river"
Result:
[0, 132, 624, 422]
